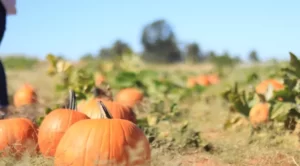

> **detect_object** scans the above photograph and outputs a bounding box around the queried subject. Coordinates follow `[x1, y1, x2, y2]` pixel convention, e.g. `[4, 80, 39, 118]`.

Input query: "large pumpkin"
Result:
[54, 101, 151, 166]
[0, 118, 38, 157]
[13, 84, 37, 107]
[249, 102, 270, 127]
[38, 90, 89, 157]
[115, 88, 144, 107]
[78, 98, 136, 123]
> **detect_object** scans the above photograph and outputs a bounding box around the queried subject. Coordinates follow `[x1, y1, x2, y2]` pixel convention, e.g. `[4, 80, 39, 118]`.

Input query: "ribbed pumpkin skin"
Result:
[115, 88, 144, 108]
[54, 119, 151, 166]
[38, 109, 89, 157]
[78, 99, 137, 123]
[13, 84, 37, 107]
[0, 118, 38, 157]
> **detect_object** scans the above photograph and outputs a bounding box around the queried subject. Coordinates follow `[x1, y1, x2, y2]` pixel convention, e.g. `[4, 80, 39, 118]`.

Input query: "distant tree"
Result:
[141, 19, 181, 63]
[98, 48, 112, 59]
[209, 51, 240, 71]
[185, 43, 201, 63]
[80, 53, 94, 61]
[111, 40, 133, 56]
[249, 50, 260, 63]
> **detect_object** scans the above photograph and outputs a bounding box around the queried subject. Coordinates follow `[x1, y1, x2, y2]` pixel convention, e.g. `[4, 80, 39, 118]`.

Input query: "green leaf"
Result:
[45, 107, 52, 114]
[270, 102, 295, 122]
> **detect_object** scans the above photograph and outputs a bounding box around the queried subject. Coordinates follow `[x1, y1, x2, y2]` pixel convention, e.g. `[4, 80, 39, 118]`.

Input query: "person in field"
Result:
[0, 0, 16, 118]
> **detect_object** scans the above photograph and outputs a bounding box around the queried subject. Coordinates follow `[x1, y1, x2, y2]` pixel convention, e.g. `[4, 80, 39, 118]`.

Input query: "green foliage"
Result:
[98, 40, 133, 60]
[248, 50, 260, 63]
[221, 82, 253, 117]
[184, 42, 202, 64]
[141, 19, 181, 63]
[209, 52, 240, 71]
[222, 52, 300, 131]
[46, 53, 95, 100]
[2, 55, 39, 70]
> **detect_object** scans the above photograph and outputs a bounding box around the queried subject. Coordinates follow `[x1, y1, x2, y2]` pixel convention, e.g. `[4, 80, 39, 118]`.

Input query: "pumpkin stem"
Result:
[97, 100, 113, 119]
[68, 89, 77, 110]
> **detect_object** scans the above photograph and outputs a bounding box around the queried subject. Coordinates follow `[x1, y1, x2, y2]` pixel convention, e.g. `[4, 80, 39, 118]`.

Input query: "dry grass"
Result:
[1, 62, 300, 166]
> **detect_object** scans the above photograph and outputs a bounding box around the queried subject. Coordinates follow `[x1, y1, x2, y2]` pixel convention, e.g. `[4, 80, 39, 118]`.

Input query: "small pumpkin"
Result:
[54, 101, 151, 166]
[115, 88, 143, 108]
[0, 117, 38, 157]
[38, 90, 89, 157]
[255, 79, 284, 95]
[13, 84, 37, 108]
[186, 77, 197, 88]
[207, 74, 220, 85]
[196, 75, 210, 86]
[78, 98, 136, 123]
[249, 102, 270, 127]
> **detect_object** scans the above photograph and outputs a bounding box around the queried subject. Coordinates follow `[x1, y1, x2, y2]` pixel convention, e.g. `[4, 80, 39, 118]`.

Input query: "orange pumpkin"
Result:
[54, 101, 151, 166]
[249, 102, 270, 127]
[186, 77, 197, 88]
[255, 79, 284, 94]
[78, 98, 136, 123]
[115, 88, 144, 107]
[38, 90, 89, 157]
[196, 75, 210, 86]
[207, 74, 220, 85]
[0, 118, 38, 157]
[13, 84, 37, 107]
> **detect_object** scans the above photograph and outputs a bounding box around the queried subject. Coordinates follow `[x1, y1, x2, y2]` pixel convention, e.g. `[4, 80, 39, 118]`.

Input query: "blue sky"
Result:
[1, 0, 300, 61]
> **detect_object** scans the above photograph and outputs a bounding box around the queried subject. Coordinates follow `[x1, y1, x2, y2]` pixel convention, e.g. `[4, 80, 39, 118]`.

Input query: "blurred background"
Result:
[1, 0, 300, 66]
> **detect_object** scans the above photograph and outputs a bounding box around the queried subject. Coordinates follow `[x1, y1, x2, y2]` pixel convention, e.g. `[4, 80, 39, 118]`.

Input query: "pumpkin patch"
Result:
[3, 51, 300, 165]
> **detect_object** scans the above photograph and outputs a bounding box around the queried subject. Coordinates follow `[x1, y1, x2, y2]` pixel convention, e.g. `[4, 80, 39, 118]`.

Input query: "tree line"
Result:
[81, 19, 261, 64]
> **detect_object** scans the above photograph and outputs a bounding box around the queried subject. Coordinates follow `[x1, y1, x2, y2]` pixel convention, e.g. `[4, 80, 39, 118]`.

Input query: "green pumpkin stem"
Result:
[97, 100, 113, 119]
[68, 89, 77, 110]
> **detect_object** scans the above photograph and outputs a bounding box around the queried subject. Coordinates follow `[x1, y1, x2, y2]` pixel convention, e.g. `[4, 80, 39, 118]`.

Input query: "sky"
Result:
[1, 0, 300, 61]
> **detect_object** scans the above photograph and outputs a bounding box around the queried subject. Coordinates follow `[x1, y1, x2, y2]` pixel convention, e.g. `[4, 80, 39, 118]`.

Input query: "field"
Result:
[2, 54, 300, 166]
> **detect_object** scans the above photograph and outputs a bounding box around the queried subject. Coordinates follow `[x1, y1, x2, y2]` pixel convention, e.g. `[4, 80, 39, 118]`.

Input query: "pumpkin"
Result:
[255, 79, 284, 94]
[13, 84, 37, 107]
[38, 90, 89, 157]
[0, 118, 38, 157]
[78, 98, 136, 123]
[207, 74, 220, 85]
[54, 101, 151, 166]
[115, 88, 143, 108]
[196, 75, 210, 86]
[187, 77, 197, 88]
[249, 102, 270, 127]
